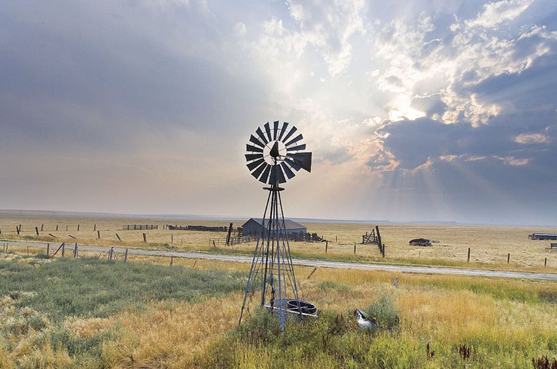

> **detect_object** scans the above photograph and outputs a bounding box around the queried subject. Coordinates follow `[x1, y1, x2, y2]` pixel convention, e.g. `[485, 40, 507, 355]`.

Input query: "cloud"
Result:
[371, 0, 557, 127]
[514, 133, 551, 144]
[464, 0, 534, 29]
[1, 0, 557, 224]
[286, 0, 366, 76]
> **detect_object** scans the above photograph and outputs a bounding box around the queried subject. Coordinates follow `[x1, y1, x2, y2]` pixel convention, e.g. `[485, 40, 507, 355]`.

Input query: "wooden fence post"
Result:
[56, 225, 59, 231]
[41, 224, 44, 231]
[74, 243, 78, 258]
[545, 258, 547, 267]
[16, 226, 20, 235]
[77, 224, 80, 231]
[94, 224, 97, 231]
[307, 267, 318, 279]
[170, 256, 174, 266]
[116, 233, 122, 242]
[46, 243, 50, 257]
[35, 227, 39, 236]
[171, 234, 174, 244]
[507, 253, 510, 264]
[61, 243, 65, 257]
[325, 240, 328, 253]
[467, 248, 471, 262]
[376, 226, 384, 257]
[66, 225, 68, 231]
[143, 233, 147, 243]
[124, 248, 129, 262]
[109, 247, 113, 261]
[97, 230, 101, 239]
[354, 243, 357, 254]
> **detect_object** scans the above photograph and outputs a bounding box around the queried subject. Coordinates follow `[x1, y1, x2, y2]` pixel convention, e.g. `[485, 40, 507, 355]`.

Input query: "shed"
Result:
[409, 238, 432, 247]
[242, 218, 307, 237]
[529, 233, 557, 240]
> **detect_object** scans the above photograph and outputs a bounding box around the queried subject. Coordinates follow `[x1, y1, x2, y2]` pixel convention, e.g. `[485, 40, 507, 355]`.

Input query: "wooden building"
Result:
[242, 218, 307, 237]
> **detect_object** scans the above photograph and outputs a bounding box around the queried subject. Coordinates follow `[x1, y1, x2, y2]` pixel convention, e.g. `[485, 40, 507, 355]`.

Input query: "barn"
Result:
[242, 218, 307, 237]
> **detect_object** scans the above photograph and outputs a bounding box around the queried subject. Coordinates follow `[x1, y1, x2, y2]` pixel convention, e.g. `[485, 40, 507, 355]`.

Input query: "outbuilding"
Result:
[242, 218, 307, 237]
[529, 233, 557, 240]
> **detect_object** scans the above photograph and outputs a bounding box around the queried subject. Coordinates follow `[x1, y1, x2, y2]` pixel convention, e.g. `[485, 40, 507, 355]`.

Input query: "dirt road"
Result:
[3, 240, 557, 281]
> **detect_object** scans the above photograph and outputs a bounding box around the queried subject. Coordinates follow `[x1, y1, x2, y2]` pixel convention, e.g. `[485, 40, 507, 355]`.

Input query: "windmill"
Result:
[239, 121, 317, 331]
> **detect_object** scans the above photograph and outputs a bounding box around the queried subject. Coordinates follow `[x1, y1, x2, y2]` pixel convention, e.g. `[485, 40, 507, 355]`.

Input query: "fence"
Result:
[209, 235, 257, 246]
[123, 225, 159, 230]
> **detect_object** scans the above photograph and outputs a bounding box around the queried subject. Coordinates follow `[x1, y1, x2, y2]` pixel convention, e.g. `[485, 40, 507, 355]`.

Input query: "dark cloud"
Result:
[0, 0, 270, 152]
[370, 49, 557, 224]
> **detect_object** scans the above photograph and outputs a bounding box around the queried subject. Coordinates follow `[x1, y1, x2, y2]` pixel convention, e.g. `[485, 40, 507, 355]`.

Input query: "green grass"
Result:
[0, 255, 247, 368]
[0, 256, 245, 322]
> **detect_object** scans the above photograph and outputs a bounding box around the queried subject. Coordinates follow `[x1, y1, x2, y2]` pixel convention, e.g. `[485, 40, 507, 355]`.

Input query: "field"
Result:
[1, 251, 557, 368]
[1, 213, 556, 271]
[2, 213, 557, 368]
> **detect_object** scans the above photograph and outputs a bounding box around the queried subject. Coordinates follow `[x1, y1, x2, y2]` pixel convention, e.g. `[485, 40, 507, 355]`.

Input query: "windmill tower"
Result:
[239, 121, 317, 331]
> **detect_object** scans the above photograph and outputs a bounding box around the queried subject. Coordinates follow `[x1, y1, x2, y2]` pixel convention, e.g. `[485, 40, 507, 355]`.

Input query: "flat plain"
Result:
[1, 214, 556, 271]
[1, 213, 557, 368]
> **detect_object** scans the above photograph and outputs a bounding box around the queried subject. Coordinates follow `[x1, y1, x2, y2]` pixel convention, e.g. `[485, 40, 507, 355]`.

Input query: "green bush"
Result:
[364, 295, 400, 333]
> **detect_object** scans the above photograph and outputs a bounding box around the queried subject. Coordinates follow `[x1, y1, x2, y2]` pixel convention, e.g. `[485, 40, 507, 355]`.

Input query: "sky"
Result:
[1, 0, 557, 225]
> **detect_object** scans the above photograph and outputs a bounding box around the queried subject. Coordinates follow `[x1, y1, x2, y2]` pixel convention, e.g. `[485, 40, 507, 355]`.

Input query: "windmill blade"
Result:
[278, 122, 289, 140]
[280, 162, 296, 179]
[285, 133, 303, 147]
[264, 122, 273, 142]
[245, 153, 264, 162]
[282, 126, 298, 143]
[251, 161, 267, 179]
[286, 144, 306, 152]
[250, 135, 265, 148]
[247, 158, 265, 171]
[259, 164, 272, 184]
[284, 157, 302, 171]
[276, 165, 287, 184]
[256, 128, 268, 145]
[246, 144, 264, 153]
[286, 152, 312, 172]
[273, 121, 279, 140]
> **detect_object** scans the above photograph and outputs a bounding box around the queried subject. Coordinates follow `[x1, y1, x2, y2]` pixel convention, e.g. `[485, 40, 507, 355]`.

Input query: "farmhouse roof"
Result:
[245, 218, 306, 230]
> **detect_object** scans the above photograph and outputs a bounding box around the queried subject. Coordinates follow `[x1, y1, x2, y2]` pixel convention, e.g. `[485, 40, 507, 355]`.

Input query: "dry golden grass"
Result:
[2, 250, 557, 368]
[95, 260, 557, 368]
[2, 215, 556, 272]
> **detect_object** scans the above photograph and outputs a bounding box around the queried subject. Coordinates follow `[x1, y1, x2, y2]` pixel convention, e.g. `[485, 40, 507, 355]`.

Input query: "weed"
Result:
[532, 356, 557, 369]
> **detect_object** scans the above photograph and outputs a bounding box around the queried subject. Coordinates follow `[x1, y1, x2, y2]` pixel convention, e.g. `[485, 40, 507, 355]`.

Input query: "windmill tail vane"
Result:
[239, 121, 317, 331]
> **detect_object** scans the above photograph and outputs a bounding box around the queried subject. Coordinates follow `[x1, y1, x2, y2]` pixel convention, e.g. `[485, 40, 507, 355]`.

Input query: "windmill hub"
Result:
[240, 121, 317, 331]
[264, 140, 286, 164]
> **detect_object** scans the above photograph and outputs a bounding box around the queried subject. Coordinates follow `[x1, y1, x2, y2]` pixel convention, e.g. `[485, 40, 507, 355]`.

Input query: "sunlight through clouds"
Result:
[1, 0, 556, 223]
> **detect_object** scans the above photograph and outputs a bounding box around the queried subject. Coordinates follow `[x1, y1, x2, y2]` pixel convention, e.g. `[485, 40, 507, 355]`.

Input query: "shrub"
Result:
[364, 295, 400, 333]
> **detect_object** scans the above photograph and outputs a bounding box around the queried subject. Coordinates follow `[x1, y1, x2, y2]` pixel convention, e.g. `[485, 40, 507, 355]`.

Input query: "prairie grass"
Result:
[1, 250, 557, 368]
[2, 215, 557, 272]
